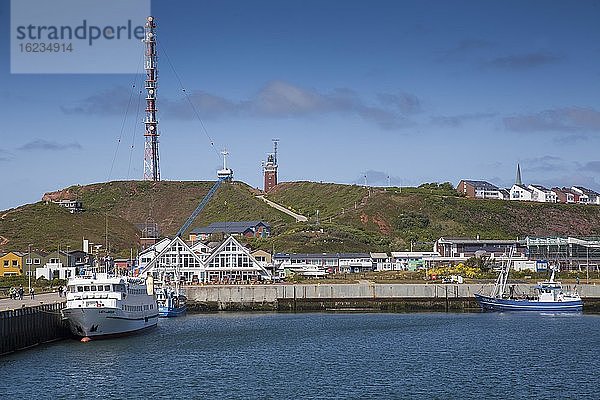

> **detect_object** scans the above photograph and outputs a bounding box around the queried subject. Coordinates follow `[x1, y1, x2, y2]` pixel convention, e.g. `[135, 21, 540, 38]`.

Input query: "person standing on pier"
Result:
[18, 285, 24, 300]
[30, 287, 35, 299]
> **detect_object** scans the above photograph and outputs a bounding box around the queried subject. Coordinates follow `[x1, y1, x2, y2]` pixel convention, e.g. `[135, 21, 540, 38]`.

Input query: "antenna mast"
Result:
[143, 16, 161, 181]
[272, 138, 279, 164]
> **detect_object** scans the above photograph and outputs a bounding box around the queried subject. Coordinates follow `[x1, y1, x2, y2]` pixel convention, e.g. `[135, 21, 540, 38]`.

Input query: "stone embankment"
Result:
[185, 283, 600, 312]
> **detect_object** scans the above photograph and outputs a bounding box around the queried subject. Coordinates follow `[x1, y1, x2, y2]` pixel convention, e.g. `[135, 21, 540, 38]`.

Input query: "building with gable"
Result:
[528, 185, 557, 203]
[510, 184, 533, 201]
[139, 235, 271, 284]
[456, 180, 502, 199]
[571, 186, 600, 205]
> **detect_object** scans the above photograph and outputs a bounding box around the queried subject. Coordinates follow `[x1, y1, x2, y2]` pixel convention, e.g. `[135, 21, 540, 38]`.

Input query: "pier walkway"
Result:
[0, 292, 65, 311]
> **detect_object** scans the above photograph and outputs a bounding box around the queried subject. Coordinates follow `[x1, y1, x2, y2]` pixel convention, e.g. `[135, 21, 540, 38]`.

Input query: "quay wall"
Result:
[0, 303, 70, 356]
[185, 283, 600, 312]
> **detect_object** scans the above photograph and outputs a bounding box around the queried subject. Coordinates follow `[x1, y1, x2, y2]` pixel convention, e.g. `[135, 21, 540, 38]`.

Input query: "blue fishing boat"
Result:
[157, 286, 187, 317]
[474, 249, 582, 312]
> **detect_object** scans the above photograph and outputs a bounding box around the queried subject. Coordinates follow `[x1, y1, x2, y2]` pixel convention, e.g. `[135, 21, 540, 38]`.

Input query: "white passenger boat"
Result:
[62, 273, 158, 340]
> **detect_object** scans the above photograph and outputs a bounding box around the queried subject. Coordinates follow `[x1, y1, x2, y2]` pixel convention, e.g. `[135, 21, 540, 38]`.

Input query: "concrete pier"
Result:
[185, 283, 600, 312]
[0, 293, 69, 356]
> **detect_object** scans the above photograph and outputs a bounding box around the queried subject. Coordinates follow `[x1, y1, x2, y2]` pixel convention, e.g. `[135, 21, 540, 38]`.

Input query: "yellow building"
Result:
[0, 251, 24, 276]
[250, 249, 272, 264]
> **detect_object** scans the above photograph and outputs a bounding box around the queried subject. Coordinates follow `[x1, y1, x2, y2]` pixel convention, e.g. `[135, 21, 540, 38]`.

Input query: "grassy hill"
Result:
[0, 180, 293, 255]
[2, 180, 600, 256]
[259, 182, 600, 252]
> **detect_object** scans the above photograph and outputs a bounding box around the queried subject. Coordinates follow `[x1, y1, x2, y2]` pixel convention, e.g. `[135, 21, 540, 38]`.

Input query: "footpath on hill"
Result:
[256, 195, 308, 222]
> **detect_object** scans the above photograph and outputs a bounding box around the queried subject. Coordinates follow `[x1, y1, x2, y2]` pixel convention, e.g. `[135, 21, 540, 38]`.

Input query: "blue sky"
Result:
[1, 0, 600, 210]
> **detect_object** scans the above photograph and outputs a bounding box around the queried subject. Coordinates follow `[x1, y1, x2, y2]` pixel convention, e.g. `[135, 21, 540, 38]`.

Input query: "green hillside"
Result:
[0, 180, 293, 255]
[260, 182, 600, 252]
[2, 180, 600, 256]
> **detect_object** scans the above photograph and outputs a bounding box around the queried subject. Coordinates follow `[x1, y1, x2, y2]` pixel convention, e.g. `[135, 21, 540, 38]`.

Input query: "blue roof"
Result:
[190, 221, 270, 235]
[462, 180, 499, 190]
[274, 252, 371, 260]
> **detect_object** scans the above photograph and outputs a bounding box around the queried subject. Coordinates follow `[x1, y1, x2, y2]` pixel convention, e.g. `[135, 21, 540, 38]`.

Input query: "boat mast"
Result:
[492, 247, 514, 298]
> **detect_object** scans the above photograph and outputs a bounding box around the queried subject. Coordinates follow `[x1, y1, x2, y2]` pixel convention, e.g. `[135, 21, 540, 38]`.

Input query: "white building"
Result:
[371, 252, 392, 271]
[338, 253, 372, 273]
[203, 236, 271, 282]
[391, 252, 441, 271]
[572, 186, 599, 205]
[528, 185, 557, 203]
[510, 184, 533, 201]
[35, 262, 76, 280]
[139, 236, 271, 284]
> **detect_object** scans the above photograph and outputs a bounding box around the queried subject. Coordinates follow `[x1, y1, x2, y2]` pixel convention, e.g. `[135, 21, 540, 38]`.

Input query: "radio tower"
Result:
[143, 16, 161, 181]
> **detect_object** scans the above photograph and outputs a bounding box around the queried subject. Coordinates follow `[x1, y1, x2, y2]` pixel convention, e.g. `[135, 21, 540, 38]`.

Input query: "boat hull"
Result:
[62, 307, 158, 338]
[474, 293, 583, 312]
[158, 305, 187, 318]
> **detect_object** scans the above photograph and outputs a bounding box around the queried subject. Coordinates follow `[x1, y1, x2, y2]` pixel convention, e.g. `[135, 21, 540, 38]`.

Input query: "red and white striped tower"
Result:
[143, 16, 161, 181]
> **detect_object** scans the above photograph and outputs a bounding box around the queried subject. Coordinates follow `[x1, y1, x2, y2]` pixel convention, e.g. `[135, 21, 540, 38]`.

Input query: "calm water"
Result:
[1, 312, 599, 399]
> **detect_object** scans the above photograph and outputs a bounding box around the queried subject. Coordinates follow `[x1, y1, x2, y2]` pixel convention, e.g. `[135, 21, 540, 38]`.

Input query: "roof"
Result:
[572, 186, 599, 196]
[529, 184, 550, 191]
[436, 237, 522, 245]
[461, 180, 499, 190]
[274, 252, 371, 260]
[274, 253, 342, 260]
[370, 252, 389, 258]
[512, 184, 531, 191]
[190, 221, 270, 235]
[337, 253, 371, 259]
[391, 252, 440, 257]
[251, 249, 271, 255]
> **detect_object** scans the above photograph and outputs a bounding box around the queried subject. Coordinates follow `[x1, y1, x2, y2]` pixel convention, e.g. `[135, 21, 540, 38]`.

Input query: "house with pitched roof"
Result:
[456, 180, 502, 199]
[552, 187, 575, 204]
[571, 186, 600, 205]
[139, 235, 271, 284]
[510, 184, 533, 201]
[204, 236, 271, 282]
[528, 185, 557, 203]
[0, 251, 25, 276]
[189, 221, 271, 241]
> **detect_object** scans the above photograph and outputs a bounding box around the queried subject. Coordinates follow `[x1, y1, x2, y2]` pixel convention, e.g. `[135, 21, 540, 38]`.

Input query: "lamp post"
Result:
[586, 245, 590, 284]
[27, 244, 32, 293]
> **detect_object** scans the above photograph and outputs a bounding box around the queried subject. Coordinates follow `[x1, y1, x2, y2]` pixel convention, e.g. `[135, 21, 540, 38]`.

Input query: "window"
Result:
[90, 285, 97, 291]
[3, 261, 7, 267]
[34, 258, 41, 265]
[12, 260, 18, 266]
[105, 285, 110, 291]
[113, 284, 126, 292]
[84, 286, 90, 292]
[77, 286, 83, 292]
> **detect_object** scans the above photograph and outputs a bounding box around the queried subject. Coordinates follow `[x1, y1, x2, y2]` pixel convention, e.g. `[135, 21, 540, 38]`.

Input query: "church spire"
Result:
[515, 163, 522, 185]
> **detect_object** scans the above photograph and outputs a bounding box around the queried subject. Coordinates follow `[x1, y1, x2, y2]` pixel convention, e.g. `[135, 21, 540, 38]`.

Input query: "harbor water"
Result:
[1, 312, 598, 399]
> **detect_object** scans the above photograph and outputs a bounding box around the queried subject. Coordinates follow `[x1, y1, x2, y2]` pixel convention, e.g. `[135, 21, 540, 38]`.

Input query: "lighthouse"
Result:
[263, 139, 279, 192]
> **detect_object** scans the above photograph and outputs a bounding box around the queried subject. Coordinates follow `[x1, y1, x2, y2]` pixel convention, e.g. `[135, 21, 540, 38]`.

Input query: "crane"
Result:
[138, 176, 231, 277]
[176, 177, 226, 238]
